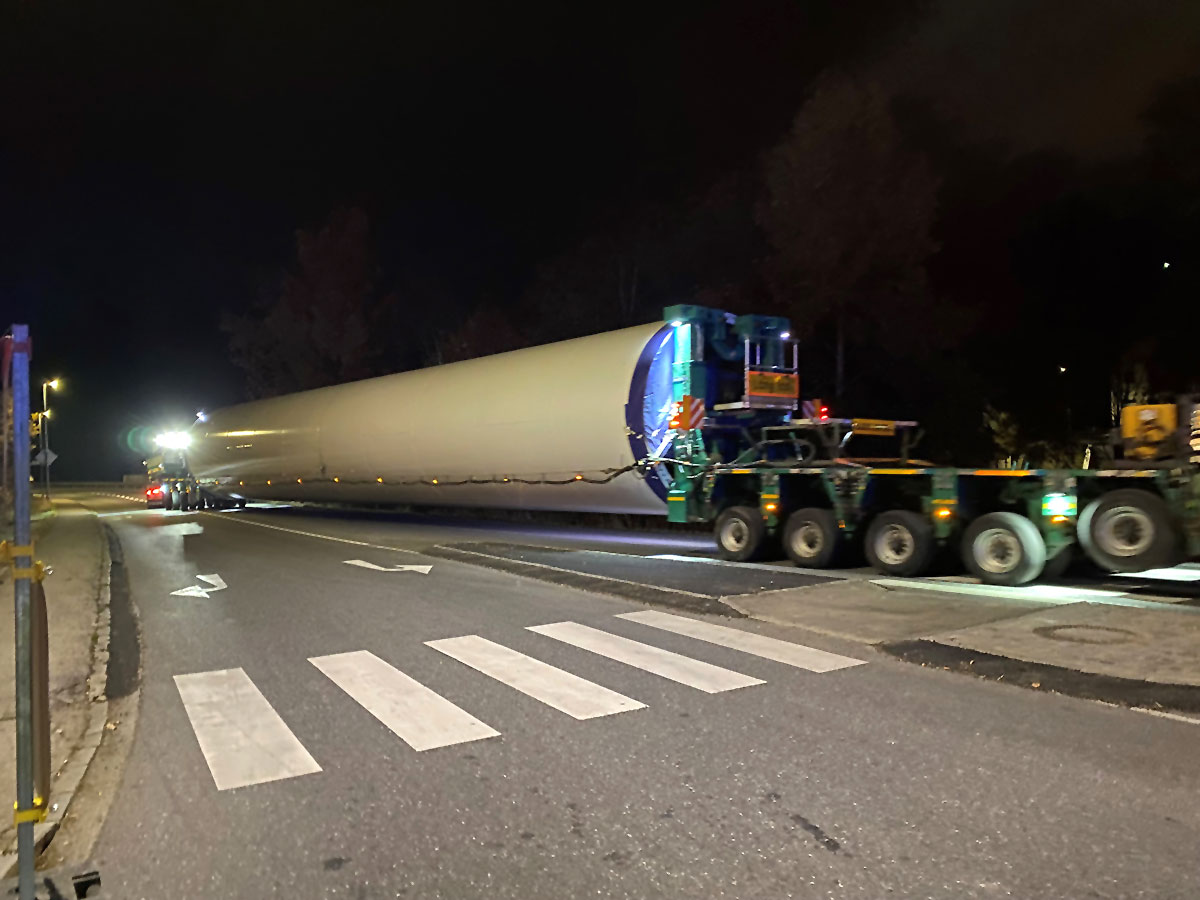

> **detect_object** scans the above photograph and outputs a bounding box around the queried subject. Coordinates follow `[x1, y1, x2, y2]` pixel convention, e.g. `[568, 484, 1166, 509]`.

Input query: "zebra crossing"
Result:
[173, 612, 866, 791]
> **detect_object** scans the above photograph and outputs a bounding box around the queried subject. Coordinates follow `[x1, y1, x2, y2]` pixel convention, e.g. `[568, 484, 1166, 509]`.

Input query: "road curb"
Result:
[0, 519, 117, 876]
[880, 638, 1200, 713]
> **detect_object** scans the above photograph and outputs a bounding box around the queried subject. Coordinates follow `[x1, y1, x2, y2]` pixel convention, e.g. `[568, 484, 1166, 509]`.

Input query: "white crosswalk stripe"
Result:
[426, 635, 646, 719]
[176, 621, 865, 788]
[527, 621, 765, 693]
[310, 650, 499, 751]
[616, 610, 866, 673]
[174, 668, 322, 790]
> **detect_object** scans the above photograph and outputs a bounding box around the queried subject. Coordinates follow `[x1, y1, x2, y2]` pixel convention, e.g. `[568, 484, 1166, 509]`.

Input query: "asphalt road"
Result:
[64, 489, 1200, 899]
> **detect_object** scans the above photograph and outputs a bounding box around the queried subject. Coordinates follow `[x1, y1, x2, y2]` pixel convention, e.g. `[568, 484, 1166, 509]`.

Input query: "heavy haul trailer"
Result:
[659, 306, 1200, 585]
[186, 299, 1196, 586]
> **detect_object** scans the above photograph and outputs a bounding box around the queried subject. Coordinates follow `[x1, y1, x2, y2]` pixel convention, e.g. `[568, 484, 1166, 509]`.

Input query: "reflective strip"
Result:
[310, 650, 499, 751]
[527, 622, 764, 693]
[616, 611, 865, 673]
[972, 469, 1033, 476]
[426, 635, 646, 719]
[869, 469, 921, 475]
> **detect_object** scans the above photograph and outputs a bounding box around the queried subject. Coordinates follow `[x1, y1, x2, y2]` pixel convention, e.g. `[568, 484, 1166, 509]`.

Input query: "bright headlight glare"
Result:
[154, 431, 192, 450]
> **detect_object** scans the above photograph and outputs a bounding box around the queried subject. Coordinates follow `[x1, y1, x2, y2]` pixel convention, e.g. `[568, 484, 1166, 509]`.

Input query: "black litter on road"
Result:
[428, 542, 839, 614]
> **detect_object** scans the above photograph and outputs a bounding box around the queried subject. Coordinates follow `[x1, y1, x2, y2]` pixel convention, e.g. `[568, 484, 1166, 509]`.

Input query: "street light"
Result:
[40, 379, 61, 500]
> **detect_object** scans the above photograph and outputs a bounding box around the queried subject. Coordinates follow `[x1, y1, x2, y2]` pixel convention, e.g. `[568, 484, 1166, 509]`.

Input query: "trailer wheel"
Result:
[865, 510, 935, 577]
[714, 506, 767, 562]
[962, 512, 1046, 586]
[782, 508, 838, 568]
[1077, 489, 1180, 573]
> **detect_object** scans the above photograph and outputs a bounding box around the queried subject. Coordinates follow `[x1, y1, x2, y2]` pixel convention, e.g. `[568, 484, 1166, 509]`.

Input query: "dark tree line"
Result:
[224, 67, 1200, 466]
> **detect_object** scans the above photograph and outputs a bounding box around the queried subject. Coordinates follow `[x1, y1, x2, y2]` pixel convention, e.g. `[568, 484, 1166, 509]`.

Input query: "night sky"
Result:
[4, 1, 1199, 478]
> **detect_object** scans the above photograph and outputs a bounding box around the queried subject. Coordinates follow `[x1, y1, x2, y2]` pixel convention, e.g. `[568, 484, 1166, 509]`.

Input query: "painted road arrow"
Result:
[343, 559, 432, 575]
[171, 573, 228, 598]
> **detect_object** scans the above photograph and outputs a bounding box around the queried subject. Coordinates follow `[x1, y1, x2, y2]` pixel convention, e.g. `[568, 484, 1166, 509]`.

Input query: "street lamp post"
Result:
[41, 379, 59, 500]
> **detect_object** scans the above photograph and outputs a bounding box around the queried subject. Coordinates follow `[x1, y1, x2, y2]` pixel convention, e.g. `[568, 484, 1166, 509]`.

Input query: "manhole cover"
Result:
[1031, 624, 1138, 646]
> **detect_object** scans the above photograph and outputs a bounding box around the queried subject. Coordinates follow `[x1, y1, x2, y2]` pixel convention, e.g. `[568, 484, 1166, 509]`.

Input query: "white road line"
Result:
[873, 578, 1200, 614]
[435, 545, 714, 599]
[875, 578, 1122, 602]
[617, 610, 865, 673]
[1093, 699, 1200, 726]
[310, 650, 498, 750]
[647, 553, 835, 577]
[426, 635, 646, 719]
[174, 668, 322, 790]
[1114, 567, 1200, 583]
[1129, 707, 1200, 725]
[204, 511, 425, 555]
[527, 621, 765, 693]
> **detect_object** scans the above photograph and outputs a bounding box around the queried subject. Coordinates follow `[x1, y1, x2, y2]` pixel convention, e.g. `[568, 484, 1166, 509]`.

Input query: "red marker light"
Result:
[819, 406, 829, 421]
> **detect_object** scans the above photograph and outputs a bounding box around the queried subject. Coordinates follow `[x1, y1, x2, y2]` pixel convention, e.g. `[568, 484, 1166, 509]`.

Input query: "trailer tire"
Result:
[714, 506, 767, 562]
[865, 510, 936, 577]
[782, 508, 839, 568]
[1077, 489, 1180, 573]
[962, 512, 1046, 586]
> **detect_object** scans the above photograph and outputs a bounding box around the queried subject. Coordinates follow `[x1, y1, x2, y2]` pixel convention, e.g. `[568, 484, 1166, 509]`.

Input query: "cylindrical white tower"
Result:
[189, 321, 677, 514]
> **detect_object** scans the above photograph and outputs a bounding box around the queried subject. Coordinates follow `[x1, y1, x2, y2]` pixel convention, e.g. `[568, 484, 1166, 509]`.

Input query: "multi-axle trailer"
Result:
[177, 302, 1198, 586]
[658, 305, 1200, 585]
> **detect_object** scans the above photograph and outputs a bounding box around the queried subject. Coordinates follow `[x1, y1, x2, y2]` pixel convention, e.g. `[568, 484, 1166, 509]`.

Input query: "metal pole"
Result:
[40, 384, 49, 501]
[10, 325, 36, 899]
[2, 356, 8, 521]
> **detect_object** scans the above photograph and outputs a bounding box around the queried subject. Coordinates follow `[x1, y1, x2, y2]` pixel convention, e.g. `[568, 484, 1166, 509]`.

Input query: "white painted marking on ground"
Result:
[1093, 699, 1200, 726]
[174, 668, 321, 790]
[160, 522, 204, 536]
[343, 559, 432, 574]
[871, 578, 1200, 613]
[1114, 567, 1200, 583]
[1129, 707, 1200, 725]
[170, 573, 227, 598]
[874, 578, 1121, 602]
[646, 553, 832, 577]
[617, 610, 865, 673]
[170, 585, 211, 598]
[207, 511, 425, 555]
[426, 635, 646, 719]
[310, 650, 498, 750]
[528, 621, 764, 693]
[438, 545, 713, 599]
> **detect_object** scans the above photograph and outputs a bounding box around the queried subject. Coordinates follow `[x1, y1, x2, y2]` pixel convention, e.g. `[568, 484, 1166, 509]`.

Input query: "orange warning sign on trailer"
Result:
[670, 395, 706, 431]
[746, 371, 799, 399]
